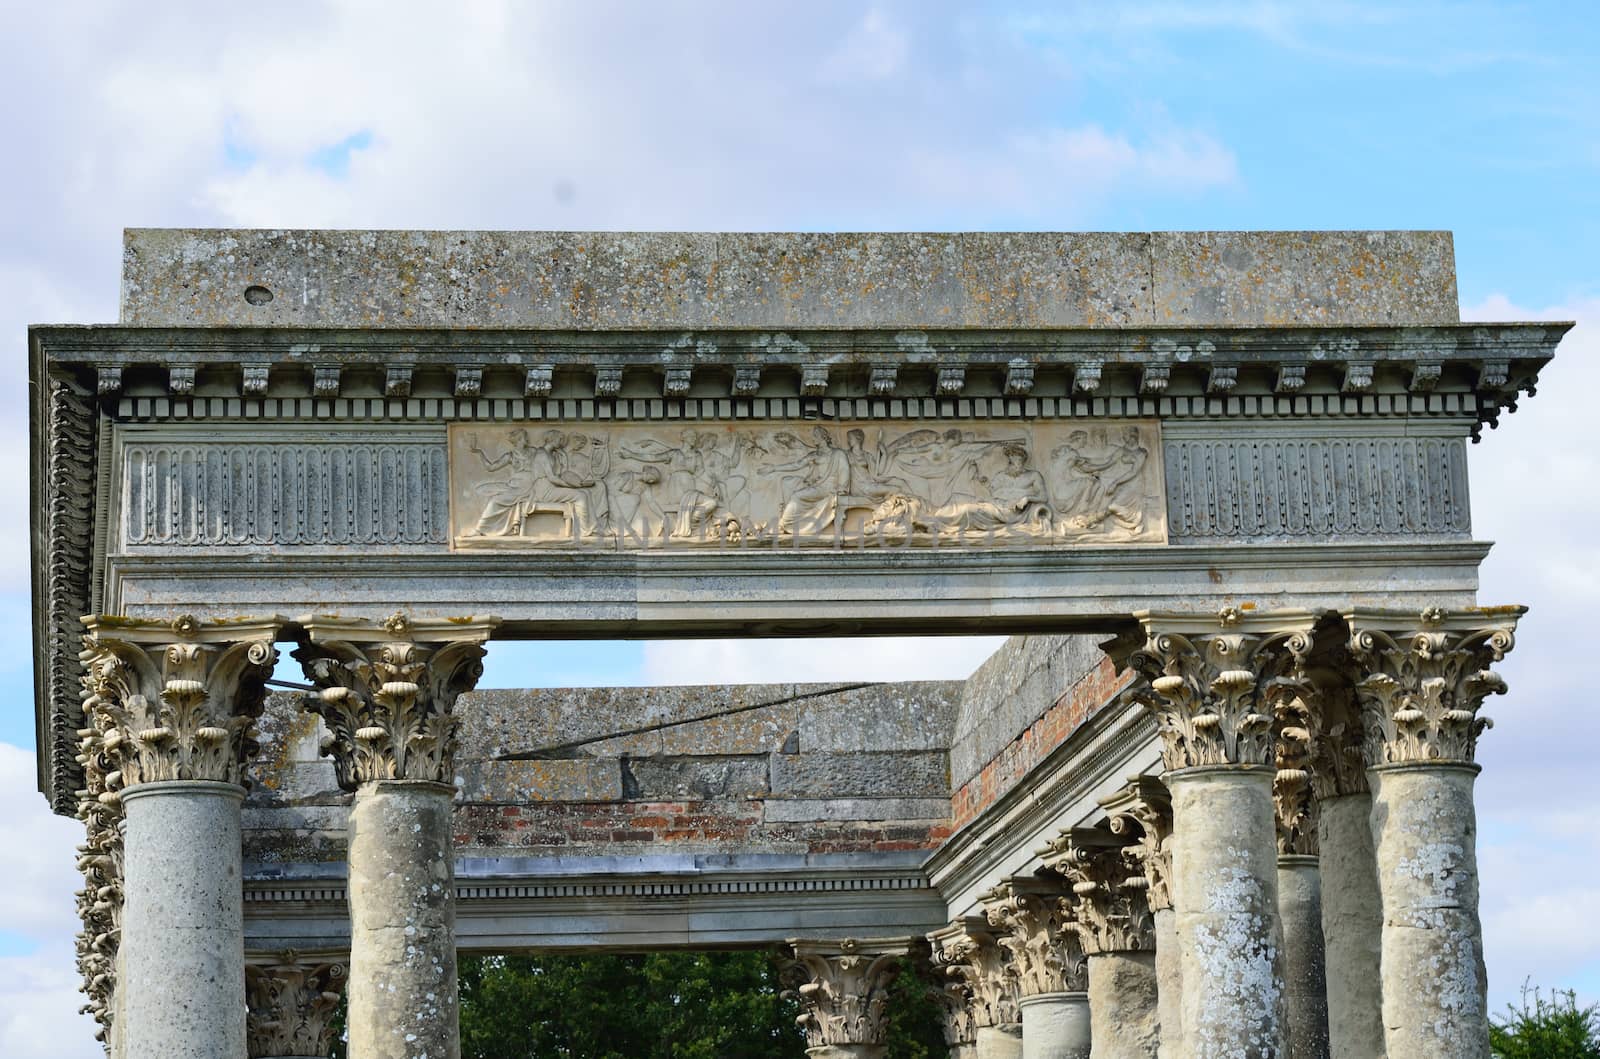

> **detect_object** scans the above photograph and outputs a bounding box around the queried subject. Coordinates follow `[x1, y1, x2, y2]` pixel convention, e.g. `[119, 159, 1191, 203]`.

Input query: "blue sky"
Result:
[1, 2, 1598, 1052]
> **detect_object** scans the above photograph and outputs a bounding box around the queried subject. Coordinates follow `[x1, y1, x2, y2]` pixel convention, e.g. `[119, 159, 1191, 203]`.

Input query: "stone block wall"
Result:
[244, 679, 963, 866]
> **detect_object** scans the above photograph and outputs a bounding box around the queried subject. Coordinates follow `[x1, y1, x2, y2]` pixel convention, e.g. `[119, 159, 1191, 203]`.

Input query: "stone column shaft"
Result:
[1317, 793, 1383, 1059]
[1370, 764, 1489, 1058]
[1153, 908, 1182, 1059]
[974, 1024, 1023, 1059]
[1278, 856, 1330, 1059]
[1088, 951, 1160, 1059]
[121, 782, 247, 1059]
[1168, 766, 1286, 1058]
[1347, 608, 1519, 1059]
[297, 613, 497, 1059]
[1018, 992, 1090, 1059]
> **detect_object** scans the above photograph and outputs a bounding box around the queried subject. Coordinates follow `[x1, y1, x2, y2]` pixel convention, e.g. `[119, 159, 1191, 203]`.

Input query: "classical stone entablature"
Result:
[28, 228, 1566, 1058]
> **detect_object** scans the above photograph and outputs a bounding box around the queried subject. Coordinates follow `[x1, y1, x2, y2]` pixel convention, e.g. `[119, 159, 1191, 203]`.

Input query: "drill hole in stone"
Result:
[243, 284, 274, 305]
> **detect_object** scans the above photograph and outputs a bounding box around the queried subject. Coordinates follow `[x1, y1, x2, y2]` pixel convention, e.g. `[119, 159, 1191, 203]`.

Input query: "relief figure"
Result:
[464, 429, 609, 538]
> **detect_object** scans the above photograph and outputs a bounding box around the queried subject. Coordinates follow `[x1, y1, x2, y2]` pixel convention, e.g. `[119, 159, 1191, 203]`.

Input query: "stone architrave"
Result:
[245, 952, 348, 1059]
[447, 420, 1167, 550]
[1125, 607, 1319, 1059]
[784, 938, 915, 1059]
[80, 614, 282, 1059]
[295, 613, 498, 1059]
[981, 879, 1090, 1059]
[929, 918, 1023, 1059]
[1042, 828, 1159, 1059]
[1346, 607, 1522, 1059]
[1273, 696, 1330, 1059]
[1099, 777, 1180, 1059]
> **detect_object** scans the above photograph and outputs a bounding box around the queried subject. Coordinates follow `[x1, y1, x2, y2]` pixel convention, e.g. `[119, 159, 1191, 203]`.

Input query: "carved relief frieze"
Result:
[293, 614, 496, 789]
[448, 420, 1167, 550]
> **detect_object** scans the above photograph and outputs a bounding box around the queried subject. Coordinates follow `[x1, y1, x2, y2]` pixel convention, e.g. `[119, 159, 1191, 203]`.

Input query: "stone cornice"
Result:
[34, 323, 1563, 438]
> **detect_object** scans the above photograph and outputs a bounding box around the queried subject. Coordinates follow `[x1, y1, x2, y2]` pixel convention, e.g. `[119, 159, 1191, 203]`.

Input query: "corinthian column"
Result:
[295, 613, 497, 1059]
[245, 952, 348, 1059]
[1099, 777, 1179, 1059]
[784, 938, 913, 1058]
[1126, 607, 1318, 1059]
[1273, 698, 1329, 1059]
[81, 614, 283, 1059]
[1043, 829, 1160, 1059]
[1346, 607, 1521, 1059]
[929, 918, 1022, 1059]
[982, 879, 1089, 1059]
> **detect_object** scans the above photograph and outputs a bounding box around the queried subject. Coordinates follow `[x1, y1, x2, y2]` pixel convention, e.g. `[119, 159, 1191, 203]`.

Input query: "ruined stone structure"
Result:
[30, 229, 1564, 1058]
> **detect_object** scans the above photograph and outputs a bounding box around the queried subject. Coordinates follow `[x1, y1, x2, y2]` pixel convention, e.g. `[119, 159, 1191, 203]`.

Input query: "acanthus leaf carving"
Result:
[293, 615, 496, 789]
[1098, 776, 1175, 913]
[1039, 829, 1156, 955]
[981, 879, 1086, 996]
[1346, 607, 1520, 766]
[245, 952, 348, 1058]
[928, 918, 1019, 1032]
[1124, 611, 1317, 771]
[79, 616, 282, 789]
[1273, 694, 1320, 856]
[74, 711, 125, 1050]
[782, 937, 912, 1048]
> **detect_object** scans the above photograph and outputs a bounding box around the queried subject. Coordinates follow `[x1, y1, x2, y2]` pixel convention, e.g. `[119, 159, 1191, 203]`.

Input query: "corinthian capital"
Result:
[981, 878, 1085, 996]
[1040, 829, 1156, 955]
[783, 937, 913, 1048]
[245, 952, 347, 1059]
[1098, 776, 1175, 912]
[928, 917, 1018, 1031]
[1345, 606, 1522, 766]
[79, 615, 283, 789]
[1125, 608, 1318, 770]
[1273, 695, 1320, 856]
[293, 613, 497, 789]
[73, 713, 124, 1047]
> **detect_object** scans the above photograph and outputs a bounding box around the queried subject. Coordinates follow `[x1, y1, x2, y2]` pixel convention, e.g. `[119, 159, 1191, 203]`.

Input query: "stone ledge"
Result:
[119, 229, 1459, 329]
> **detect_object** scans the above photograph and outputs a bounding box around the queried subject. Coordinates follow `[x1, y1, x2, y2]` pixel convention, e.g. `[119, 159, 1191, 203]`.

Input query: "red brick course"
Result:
[949, 658, 1133, 831]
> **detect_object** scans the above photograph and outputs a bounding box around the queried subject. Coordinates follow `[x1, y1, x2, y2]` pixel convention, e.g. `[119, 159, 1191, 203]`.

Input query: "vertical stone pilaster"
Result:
[245, 952, 348, 1059]
[1100, 777, 1179, 1059]
[929, 918, 1021, 1058]
[1042, 828, 1159, 1059]
[981, 879, 1089, 1059]
[784, 938, 914, 1058]
[1126, 607, 1318, 1059]
[1346, 607, 1521, 1059]
[296, 612, 497, 1059]
[80, 614, 283, 1059]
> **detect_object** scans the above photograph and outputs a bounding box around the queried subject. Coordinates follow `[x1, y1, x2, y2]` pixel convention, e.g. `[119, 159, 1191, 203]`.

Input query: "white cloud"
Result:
[1462, 293, 1600, 1006]
[820, 9, 911, 82]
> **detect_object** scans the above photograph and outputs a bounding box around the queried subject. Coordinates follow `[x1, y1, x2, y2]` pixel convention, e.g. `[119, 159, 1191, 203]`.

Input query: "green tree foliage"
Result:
[1491, 983, 1600, 1059]
[326, 950, 948, 1057]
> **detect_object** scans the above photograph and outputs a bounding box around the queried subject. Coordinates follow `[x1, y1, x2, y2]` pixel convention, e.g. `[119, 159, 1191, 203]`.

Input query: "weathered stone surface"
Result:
[1148, 230, 1457, 327]
[975, 1025, 1023, 1059]
[1369, 763, 1490, 1059]
[120, 781, 247, 1059]
[1318, 793, 1384, 1059]
[1018, 992, 1091, 1059]
[770, 749, 948, 799]
[120, 229, 1459, 329]
[1279, 856, 1330, 1059]
[1153, 908, 1183, 1059]
[458, 759, 624, 802]
[347, 781, 459, 1059]
[622, 754, 770, 800]
[951, 635, 1107, 789]
[1088, 951, 1160, 1059]
[763, 797, 951, 823]
[1167, 766, 1287, 1059]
